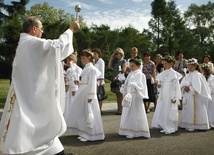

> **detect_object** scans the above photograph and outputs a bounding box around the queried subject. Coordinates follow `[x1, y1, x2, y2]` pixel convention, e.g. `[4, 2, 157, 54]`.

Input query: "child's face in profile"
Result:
[130, 62, 140, 71]
[81, 56, 90, 65]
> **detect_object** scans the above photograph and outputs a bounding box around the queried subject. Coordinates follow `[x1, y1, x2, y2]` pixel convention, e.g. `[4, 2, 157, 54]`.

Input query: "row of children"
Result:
[62, 49, 214, 142]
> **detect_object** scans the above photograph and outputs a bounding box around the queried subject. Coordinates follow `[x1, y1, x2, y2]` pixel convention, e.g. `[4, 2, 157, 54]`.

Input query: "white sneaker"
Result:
[165, 131, 172, 135]
[160, 130, 165, 133]
[126, 135, 134, 139]
[77, 136, 82, 140]
[79, 137, 88, 142]
[186, 128, 194, 132]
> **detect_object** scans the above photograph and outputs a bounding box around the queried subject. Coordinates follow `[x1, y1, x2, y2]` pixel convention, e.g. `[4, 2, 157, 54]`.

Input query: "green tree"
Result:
[184, 1, 214, 58]
[149, 0, 198, 58]
[26, 2, 87, 39]
[0, 0, 29, 78]
[150, 0, 167, 52]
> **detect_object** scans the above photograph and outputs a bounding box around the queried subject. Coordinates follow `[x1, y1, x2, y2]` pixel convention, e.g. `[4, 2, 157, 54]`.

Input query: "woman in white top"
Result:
[180, 58, 211, 131]
[92, 48, 106, 112]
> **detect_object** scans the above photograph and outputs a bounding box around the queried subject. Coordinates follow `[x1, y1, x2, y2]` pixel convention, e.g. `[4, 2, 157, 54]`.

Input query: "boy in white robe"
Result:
[119, 58, 150, 139]
[0, 16, 80, 155]
[201, 63, 214, 128]
[152, 55, 182, 134]
[180, 58, 211, 131]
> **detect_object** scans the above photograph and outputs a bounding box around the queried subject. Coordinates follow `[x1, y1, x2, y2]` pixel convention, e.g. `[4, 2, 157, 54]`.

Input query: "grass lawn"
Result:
[0, 79, 10, 108]
[0, 79, 116, 108]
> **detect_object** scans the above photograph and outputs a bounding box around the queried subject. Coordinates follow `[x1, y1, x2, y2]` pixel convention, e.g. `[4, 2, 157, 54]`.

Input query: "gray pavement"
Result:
[0, 103, 214, 155]
[61, 102, 214, 155]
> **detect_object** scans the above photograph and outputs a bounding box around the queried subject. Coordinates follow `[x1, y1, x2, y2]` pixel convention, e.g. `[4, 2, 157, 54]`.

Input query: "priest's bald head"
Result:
[23, 16, 44, 38]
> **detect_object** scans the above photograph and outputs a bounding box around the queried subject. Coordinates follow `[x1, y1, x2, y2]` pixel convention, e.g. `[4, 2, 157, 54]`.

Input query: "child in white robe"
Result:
[64, 54, 82, 126]
[180, 58, 211, 131]
[119, 58, 150, 139]
[201, 63, 214, 128]
[152, 55, 182, 134]
[66, 49, 105, 142]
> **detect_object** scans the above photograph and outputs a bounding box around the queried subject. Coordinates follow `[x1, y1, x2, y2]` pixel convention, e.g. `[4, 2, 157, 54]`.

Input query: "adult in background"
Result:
[203, 54, 214, 74]
[73, 50, 84, 69]
[155, 54, 164, 75]
[142, 52, 156, 113]
[174, 51, 188, 110]
[92, 48, 106, 112]
[153, 54, 164, 111]
[126, 47, 142, 76]
[108, 48, 126, 115]
[174, 51, 187, 77]
[0, 16, 80, 155]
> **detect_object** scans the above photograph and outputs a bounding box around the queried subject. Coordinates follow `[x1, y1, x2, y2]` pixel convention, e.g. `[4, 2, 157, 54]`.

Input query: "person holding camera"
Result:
[108, 47, 126, 115]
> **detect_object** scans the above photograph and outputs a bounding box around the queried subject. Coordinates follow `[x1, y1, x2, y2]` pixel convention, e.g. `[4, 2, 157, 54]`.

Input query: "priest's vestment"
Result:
[0, 29, 74, 154]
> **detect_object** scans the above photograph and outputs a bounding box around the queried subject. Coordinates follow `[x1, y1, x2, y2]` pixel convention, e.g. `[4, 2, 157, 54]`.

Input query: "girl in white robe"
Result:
[119, 58, 150, 139]
[180, 58, 211, 131]
[201, 63, 214, 128]
[64, 54, 82, 126]
[152, 55, 182, 134]
[67, 49, 105, 142]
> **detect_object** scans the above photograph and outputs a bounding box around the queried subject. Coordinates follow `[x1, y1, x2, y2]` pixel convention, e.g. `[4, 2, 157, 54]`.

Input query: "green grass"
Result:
[103, 82, 116, 103]
[0, 79, 116, 108]
[0, 79, 10, 108]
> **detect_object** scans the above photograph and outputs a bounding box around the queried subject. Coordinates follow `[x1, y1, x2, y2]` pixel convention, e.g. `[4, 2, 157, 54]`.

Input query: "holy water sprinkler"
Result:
[75, 4, 81, 20]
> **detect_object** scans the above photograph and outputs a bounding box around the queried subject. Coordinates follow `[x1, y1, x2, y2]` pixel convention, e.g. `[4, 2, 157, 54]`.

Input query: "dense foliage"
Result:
[0, 0, 213, 80]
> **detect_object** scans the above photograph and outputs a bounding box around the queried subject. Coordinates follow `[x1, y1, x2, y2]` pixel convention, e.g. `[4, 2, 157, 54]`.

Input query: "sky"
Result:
[4, 0, 212, 32]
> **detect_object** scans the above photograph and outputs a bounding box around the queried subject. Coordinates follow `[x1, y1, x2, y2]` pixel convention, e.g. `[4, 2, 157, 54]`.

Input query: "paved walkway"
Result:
[102, 101, 155, 111]
[1, 102, 214, 155]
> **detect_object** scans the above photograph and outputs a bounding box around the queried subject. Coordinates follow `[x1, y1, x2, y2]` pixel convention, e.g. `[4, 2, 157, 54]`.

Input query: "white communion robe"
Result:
[0, 29, 74, 155]
[119, 69, 150, 138]
[180, 70, 211, 130]
[151, 68, 182, 133]
[204, 74, 214, 128]
[64, 64, 82, 126]
[67, 62, 105, 141]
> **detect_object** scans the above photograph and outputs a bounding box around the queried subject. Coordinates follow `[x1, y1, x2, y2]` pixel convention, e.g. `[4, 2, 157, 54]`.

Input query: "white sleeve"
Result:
[51, 29, 74, 61]
[87, 69, 97, 100]
[171, 78, 182, 101]
[99, 60, 105, 79]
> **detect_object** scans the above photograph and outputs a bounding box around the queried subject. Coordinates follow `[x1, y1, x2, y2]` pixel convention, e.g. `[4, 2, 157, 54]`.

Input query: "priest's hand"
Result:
[70, 20, 80, 32]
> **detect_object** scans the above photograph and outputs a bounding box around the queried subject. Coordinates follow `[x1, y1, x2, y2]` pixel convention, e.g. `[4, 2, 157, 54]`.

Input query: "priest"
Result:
[0, 16, 80, 155]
